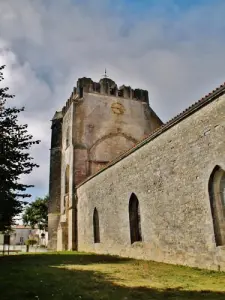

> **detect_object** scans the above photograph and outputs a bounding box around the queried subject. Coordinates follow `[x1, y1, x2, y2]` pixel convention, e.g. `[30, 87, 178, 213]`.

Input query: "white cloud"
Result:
[0, 0, 225, 200]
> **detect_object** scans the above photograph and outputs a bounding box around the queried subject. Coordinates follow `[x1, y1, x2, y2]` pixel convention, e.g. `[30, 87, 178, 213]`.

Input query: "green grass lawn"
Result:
[0, 252, 225, 300]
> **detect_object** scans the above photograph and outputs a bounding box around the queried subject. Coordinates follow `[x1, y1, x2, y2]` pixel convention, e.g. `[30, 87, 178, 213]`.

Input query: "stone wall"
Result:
[58, 103, 76, 250]
[73, 92, 161, 185]
[77, 93, 225, 271]
[48, 115, 62, 250]
[53, 87, 162, 250]
[49, 77, 163, 251]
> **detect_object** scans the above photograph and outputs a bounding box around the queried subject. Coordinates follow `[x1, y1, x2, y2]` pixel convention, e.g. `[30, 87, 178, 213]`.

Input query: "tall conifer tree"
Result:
[0, 65, 40, 231]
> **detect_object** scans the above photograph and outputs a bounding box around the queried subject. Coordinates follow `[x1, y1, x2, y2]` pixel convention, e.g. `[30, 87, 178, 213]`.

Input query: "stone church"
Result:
[48, 75, 225, 271]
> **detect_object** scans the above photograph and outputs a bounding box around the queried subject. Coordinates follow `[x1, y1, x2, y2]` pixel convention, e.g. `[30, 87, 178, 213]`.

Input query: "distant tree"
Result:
[25, 238, 37, 246]
[0, 65, 40, 232]
[22, 195, 48, 230]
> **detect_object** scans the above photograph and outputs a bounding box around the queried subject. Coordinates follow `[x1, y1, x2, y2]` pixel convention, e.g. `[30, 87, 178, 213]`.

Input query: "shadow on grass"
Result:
[0, 253, 225, 300]
[0, 252, 132, 266]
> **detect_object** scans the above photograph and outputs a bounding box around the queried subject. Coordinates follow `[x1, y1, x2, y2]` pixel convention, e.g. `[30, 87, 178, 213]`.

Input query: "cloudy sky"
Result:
[0, 0, 225, 201]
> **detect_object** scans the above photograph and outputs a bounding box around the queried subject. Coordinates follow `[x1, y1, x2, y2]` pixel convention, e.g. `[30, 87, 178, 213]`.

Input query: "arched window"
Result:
[93, 208, 100, 243]
[66, 127, 70, 148]
[65, 165, 70, 195]
[221, 173, 225, 207]
[129, 193, 142, 244]
[208, 166, 225, 246]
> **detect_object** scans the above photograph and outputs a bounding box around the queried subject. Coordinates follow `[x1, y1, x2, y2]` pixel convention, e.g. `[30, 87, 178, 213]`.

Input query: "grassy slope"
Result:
[0, 252, 225, 300]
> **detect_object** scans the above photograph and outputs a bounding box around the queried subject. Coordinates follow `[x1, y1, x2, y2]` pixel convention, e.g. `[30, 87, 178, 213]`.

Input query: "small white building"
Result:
[10, 225, 32, 245]
[9, 225, 48, 246]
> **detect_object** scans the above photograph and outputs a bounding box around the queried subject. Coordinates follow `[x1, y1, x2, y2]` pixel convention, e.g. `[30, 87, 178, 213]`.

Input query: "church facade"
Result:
[48, 76, 225, 271]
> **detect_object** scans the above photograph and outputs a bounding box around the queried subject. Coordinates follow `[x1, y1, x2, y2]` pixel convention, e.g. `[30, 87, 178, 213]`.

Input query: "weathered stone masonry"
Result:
[76, 87, 225, 271]
[48, 73, 225, 270]
[48, 76, 162, 251]
[48, 112, 62, 250]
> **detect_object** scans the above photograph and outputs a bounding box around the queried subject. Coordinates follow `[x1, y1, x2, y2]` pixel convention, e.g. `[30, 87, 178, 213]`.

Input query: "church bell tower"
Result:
[48, 72, 163, 250]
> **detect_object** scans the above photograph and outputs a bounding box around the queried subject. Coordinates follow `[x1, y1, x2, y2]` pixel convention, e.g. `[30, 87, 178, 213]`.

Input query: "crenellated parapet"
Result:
[61, 87, 77, 116]
[76, 77, 149, 103]
[60, 76, 149, 116]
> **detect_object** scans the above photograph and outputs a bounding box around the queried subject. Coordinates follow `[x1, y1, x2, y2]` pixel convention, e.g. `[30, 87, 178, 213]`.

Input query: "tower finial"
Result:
[103, 68, 108, 79]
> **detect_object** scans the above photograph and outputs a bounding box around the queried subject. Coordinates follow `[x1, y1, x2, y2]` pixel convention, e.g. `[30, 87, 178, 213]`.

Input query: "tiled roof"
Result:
[77, 81, 225, 188]
[12, 225, 33, 229]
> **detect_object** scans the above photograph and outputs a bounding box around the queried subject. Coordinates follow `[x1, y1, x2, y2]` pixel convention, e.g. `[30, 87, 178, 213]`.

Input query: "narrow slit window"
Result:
[129, 193, 142, 244]
[66, 127, 70, 148]
[65, 165, 69, 194]
[93, 208, 100, 243]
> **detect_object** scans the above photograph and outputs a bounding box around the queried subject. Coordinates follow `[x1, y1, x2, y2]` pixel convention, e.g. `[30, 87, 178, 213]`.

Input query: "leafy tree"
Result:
[0, 65, 40, 232]
[22, 195, 48, 230]
[25, 238, 37, 246]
